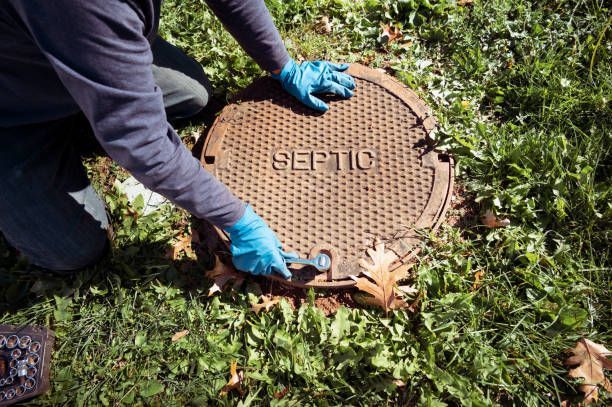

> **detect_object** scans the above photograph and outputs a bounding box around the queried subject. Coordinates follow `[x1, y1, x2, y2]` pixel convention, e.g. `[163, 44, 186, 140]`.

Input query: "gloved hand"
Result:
[225, 205, 292, 279]
[271, 59, 355, 112]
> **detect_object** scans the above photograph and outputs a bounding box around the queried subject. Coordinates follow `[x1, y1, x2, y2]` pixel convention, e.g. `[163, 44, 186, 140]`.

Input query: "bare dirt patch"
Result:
[447, 182, 478, 229]
[260, 279, 358, 316]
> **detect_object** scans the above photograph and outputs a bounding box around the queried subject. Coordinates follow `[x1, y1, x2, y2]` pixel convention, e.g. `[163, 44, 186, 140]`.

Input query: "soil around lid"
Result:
[200, 64, 453, 288]
[261, 278, 358, 315]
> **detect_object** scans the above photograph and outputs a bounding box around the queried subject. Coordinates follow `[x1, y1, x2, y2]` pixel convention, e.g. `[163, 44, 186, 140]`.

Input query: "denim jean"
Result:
[0, 37, 212, 270]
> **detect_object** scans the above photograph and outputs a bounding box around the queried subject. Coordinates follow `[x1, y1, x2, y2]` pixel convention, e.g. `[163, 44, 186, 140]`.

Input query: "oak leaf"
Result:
[219, 361, 244, 397]
[206, 255, 245, 296]
[251, 295, 281, 315]
[565, 338, 612, 404]
[350, 241, 412, 314]
[171, 330, 189, 342]
[482, 210, 511, 228]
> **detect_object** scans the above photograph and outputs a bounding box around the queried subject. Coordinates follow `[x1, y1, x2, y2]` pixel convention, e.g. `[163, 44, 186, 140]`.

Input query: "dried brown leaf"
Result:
[219, 361, 244, 397]
[354, 290, 418, 312]
[482, 210, 511, 228]
[399, 41, 413, 50]
[171, 330, 189, 342]
[582, 384, 600, 405]
[273, 386, 289, 399]
[406, 297, 421, 313]
[171, 233, 195, 260]
[315, 16, 332, 34]
[206, 255, 245, 296]
[352, 291, 386, 308]
[350, 241, 412, 313]
[458, 0, 474, 6]
[472, 270, 485, 290]
[112, 359, 127, 370]
[565, 338, 612, 405]
[397, 285, 418, 296]
[251, 295, 281, 315]
[380, 23, 402, 44]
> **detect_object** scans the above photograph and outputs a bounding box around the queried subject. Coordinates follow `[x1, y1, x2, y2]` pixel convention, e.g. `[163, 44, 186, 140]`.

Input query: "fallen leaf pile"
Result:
[564, 338, 611, 404]
[206, 255, 245, 296]
[350, 241, 414, 314]
[251, 295, 281, 315]
[219, 361, 244, 397]
[482, 210, 511, 228]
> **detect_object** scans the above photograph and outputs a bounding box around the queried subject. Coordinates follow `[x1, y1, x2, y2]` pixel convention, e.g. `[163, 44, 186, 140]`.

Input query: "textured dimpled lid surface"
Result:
[202, 64, 453, 288]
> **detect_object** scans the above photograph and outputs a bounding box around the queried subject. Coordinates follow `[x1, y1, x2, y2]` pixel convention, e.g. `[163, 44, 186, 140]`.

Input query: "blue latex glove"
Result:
[225, 205, 292, 279]
[271, 59, 356, 112]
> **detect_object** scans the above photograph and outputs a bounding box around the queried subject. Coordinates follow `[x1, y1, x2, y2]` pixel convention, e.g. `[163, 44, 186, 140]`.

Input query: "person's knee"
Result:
[154, 64, 213, 119]
[30, 228, 109, 271]
[174, 61, 213, 117]
[182, 77, 211, 116]
[151, 37, 214, 120]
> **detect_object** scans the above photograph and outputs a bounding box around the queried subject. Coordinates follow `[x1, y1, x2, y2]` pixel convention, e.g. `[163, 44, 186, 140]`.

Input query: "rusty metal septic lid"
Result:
[201, 64, 453, 288]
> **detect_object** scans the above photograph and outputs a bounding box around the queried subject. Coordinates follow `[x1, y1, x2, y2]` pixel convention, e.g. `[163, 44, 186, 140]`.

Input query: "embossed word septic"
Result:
[272, 149, 377, 171]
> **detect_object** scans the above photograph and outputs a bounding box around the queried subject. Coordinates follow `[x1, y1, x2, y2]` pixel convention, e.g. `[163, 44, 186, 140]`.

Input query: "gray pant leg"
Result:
[0, 117, 109, 271]
[152, 36, 213, 120]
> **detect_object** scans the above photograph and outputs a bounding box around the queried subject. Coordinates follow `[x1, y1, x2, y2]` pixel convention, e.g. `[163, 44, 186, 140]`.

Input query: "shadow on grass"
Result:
[0, 215, 306, 316]
[0, 219, 221, 315]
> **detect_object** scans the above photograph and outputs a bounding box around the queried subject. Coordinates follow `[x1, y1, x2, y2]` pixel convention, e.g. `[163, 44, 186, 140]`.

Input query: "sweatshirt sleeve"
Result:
[205, 0, 291, 72]
[13, 1, 245, 228]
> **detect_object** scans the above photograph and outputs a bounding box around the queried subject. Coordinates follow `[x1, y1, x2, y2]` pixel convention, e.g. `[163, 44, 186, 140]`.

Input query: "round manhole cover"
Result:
[201, 64, 453, 288]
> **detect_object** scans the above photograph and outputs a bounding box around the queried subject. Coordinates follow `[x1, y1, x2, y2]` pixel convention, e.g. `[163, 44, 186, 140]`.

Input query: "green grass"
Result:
[1, 0, 610, 405]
